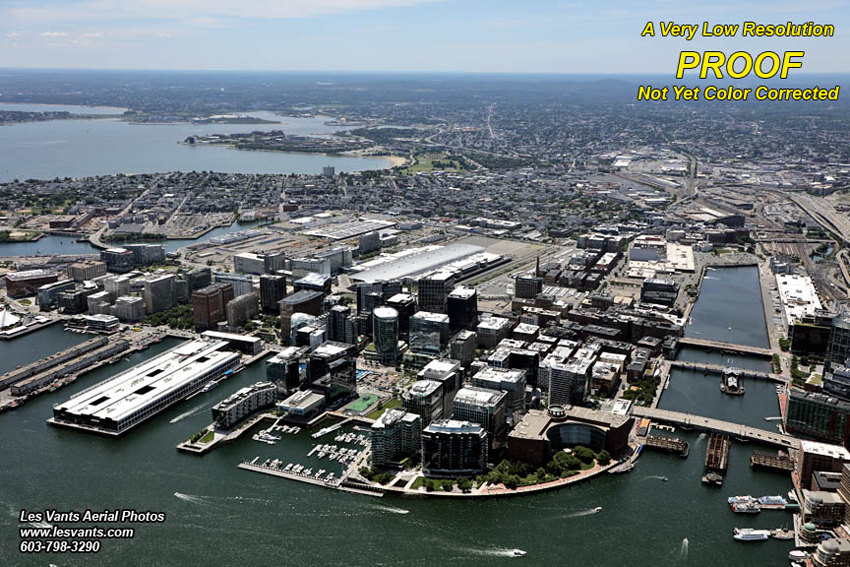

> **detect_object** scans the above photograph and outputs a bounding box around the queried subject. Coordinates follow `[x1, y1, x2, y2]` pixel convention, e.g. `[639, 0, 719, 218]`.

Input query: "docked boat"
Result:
[512, 549, 527, 557]
[733, 528, 771, 541]
[757, 495, 788, 509]
[311, 423, 342, 439]
[772, 529, 794, 540]
[732, 502, 761, 514]
[788, 550, 810, 561]
[728, 495, 755, 506]
[201, 381, 219, 393]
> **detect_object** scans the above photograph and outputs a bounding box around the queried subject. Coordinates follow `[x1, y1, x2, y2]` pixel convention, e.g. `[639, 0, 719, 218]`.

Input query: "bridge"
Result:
[668, 360, 786, 383]
[677, 337, 773, 358]
[632, 406, 798, 448]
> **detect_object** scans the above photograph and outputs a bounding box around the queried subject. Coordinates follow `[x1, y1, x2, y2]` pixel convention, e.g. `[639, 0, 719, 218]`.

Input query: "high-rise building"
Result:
[548, 349, 597, 407]
[37, 279, 75, 311]
[451, 386, 507, 442]
[104, 275, 131, 298]
[192, 283, 235, 332]
[112, 296, 146, 323]
[418, 359, 462, 418]
[308, 341, 358, 406]
[828, 314, 850, 370]
[476, 316, 512, 349]
[471, 366, 527, 416]
[640, 278, 680, 307]
[233, 251, 286, 275]
[266, 346, 306, 392]
[369, 409, 422, 467]
[372, 306, 399, 365]
[142, 274, 175, 315]
[4, 269, 59, 298]
[100, 248, 135, 273]
[386, 292, 416, 339]
[450, 330, 477, 367]
[409, 311, 450, 354]
[124, 244, 166, 266]
[259, 274, 287, 313]
[184, 268, 212, 293]
[67, 261, 107, 282]
[226, 293, 260, 329]
[812, 538, 850, 567]
[214, 273, 254, 296]
[447, 286, 478, 333]
[785, 389, 850, 448]
[515, 275, 543, 299]
[403, 379, 444, 426]
[327, 304, 358, 345]
[417, 272, 455, 314]
[421, 419, 488, 478]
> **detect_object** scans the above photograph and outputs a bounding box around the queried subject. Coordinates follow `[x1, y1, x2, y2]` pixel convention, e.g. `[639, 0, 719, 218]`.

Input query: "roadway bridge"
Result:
[668, 360, 786, 383]
[677, 337, 773, 358]
[632, 406, 798, 448]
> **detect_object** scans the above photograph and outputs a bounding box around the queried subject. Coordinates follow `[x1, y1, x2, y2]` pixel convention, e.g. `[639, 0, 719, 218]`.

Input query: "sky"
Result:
[1, 0, 848, 73]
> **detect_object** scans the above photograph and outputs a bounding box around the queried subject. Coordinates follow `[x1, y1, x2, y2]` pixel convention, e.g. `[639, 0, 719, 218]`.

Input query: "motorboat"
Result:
[512, 549, 527, 557]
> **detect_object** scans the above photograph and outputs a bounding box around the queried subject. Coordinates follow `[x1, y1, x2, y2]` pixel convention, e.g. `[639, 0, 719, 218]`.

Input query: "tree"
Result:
[574, 446, 596, 464]
[504, 475, 520, 490]
[596, 450, 611, 465]
[457, 477, 473, 492]
[423, 479, 435, 492]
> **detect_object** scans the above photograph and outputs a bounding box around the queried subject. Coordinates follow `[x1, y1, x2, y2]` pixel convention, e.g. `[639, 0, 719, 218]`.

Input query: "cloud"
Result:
[4, 31, 22, 38]
[40, 31, 67, 37]
[80, 32, 103, 38]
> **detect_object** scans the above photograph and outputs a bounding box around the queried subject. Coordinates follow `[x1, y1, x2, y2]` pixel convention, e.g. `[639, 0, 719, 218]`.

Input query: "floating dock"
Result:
[645, 434, 689, 457]
[750, 450, 794, 472]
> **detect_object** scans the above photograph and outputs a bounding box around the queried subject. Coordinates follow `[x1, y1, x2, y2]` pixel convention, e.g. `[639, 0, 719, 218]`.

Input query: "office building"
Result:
[421, 419, 488, 478]
[37, 279, 75, 311]
[266, 346, 306, 392]
[226, 293, 260, 329]
[101, 248, 135, 273]
[212, 382, 277, 430]
[795, 440, 850, 491]
[471, 366, 527, 415]
[418, 359, 462, 418]
[192, 283, 235, 332]
[418, 271, 455, 314]
[450, 330, 477, 367]
[214, 272, 254, 297]
[785, 389, 850, 448]
[549, 351, 597, 407]
[403, 380, 444, 426]
[372, 306, 399, 365]
[476, 316, 512, 349]
[369, 409, 422, 467]
[293, 273, 332, 295]
[260, 274, 287, 313]
[233, 251, 286, 275]
[67, 261, 107, 282]
[124, 244, 166, 266]
[87, 290, 114, 315]
[104, 275, 131, 298]
[51, 339, 240, 435]
[452, 386, 507, 442]
[409, 311, 450, 354]
[640, 278, 680, 307]
[308, 342, 358, 405]
[184, 268, 212, 293]
[515, 275, 543, 299]
[5, 269, 59, 298]
[277, 390, 326, 422]
[386, 293, 416, 339]
[828, 314, 850, 370]
[813, 538, 850, 567]
[112, 296, 146, 323]
[142, 274, 175, 315]
[447, 286, 478, 333]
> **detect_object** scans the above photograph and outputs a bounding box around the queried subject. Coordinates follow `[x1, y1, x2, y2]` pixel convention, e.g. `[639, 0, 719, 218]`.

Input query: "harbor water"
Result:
[1, 326, 794, 566]
[0, 105, 392, 182]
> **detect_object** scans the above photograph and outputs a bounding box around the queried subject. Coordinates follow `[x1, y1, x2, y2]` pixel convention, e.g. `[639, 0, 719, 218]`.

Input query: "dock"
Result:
[632, 406, 798, 448]
[645, 434, 689, 457]
[668, 360, 785, 383]
[677, 337, 772, 358]
[703, 433, 730, 486]
[750, 450, 795, 472]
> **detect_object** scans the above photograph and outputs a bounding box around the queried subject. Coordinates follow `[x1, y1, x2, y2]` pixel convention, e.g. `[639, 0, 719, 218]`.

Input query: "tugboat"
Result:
[720, 368, 745, 395]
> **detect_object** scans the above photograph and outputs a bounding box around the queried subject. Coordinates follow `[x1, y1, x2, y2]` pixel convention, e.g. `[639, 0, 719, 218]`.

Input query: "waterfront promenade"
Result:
[632, 406, 798, 448]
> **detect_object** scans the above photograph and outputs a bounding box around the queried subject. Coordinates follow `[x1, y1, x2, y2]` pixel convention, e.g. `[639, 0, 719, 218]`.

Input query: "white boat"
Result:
[512, 549, 526, 557]
[733, 528, 771, 541]
[789, 550, 810, 561]
[593, 506, 602, 513]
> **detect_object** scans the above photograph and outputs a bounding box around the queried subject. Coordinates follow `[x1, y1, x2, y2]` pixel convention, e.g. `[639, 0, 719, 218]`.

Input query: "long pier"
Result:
[677, 337, 772, 358]
[632, 406, 798, 448]
[668, 360, 786, 383]
[750, 451, 795, 472]
[705, 434, 730, 473]
[645, 434, 689, 457]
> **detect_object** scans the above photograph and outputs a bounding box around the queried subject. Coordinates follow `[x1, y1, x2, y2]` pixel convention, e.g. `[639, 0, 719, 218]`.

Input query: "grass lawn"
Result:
[346, 394, 379, 413]
[403, 153, 463, 173]
[366, 398, 402, 420]
[198, 430, 215, 444]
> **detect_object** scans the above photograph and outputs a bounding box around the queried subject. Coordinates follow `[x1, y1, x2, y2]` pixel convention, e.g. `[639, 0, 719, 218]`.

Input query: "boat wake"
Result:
[460, 546, 520, 557]
[371, 504, 409, 515]
[174, 492, 218, 507]
[29, 521, 53, 529]
[169, 403, 206, 424]
[697, 432, 707, 442]
[560, 507, 602, 518]
[642, 475, 667, 481]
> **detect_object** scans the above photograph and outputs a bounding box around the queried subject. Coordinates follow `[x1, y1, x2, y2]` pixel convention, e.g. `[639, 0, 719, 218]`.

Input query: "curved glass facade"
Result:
[547, 422, 607, 452]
